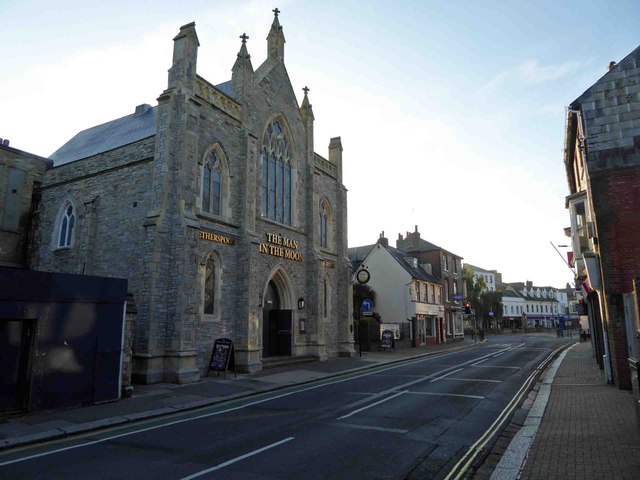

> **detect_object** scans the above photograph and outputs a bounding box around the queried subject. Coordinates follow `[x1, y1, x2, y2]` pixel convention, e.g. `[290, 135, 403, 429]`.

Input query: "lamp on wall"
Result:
[298, 297, 305, 310]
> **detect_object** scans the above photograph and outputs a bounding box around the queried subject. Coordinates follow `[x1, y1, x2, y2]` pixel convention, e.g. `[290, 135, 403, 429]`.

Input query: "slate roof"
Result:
[49, 80, 235, 166]
[501, 290, 524, 299]
[570, 46, 640, 108]
[347, 244, 375, 272]
[386, 246, 442, 284]
[397, 236, 462, 259]
[215, 80, 234, 98]
[397, 237, 440, 252]
[49, 105, 158, 166]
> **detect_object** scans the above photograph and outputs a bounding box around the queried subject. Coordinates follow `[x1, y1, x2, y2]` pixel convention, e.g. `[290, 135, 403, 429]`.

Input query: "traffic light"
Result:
[464, 303, 471, 314]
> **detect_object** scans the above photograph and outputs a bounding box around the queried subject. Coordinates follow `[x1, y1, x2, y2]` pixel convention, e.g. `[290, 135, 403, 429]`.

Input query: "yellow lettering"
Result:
[198, 230, 235, 246]
[259, 235, 304, 262]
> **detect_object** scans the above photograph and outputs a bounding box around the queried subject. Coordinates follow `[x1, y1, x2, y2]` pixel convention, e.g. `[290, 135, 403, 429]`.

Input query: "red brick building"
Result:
[563, 48, 640, 396]
[396, 226, 465, 342]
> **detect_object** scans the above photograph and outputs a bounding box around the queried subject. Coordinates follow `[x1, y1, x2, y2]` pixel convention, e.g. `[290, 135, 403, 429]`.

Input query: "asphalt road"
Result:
[0, 335, 572, 480]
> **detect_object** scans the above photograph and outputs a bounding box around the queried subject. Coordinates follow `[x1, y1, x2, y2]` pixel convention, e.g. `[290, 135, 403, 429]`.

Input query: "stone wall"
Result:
[0, 144, 51, 267]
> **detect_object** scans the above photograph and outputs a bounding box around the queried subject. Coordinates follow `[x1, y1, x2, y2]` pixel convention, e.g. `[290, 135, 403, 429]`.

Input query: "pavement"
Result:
[487, 340, 640, 480]
[1, 335, 639, 480]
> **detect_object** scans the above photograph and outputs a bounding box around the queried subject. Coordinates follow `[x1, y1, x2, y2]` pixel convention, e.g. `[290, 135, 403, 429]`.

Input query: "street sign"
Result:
[453, 294, 463, 302]
[361, 298, 373, 312]
[489, 311, 494, 317]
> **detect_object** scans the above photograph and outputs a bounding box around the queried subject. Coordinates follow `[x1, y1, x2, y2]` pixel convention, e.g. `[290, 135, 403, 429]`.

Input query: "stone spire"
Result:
[300, 85, 315, 124]
[267, 7, 286, 61]
[232, 32, 254, 97]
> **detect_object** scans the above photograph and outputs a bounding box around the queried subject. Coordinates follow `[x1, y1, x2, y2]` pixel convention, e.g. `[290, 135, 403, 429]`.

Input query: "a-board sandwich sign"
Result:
[208, 337, 237, 378]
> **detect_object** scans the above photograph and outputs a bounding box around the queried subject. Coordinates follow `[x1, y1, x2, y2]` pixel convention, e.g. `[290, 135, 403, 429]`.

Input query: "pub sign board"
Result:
[208, 338, 237, 378]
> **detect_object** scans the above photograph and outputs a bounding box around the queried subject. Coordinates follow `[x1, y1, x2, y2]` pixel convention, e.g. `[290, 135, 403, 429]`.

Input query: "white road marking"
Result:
[406, 391, 484, 400]
[330, 423, 409, 434]
[178, 437, 294, 480]
[472, 365, 520, 370]
[0, 344, 513, 467]
[337, 391, 407, 420]
[441, 377, 501, 383]
[429, 368, 463, 383]
[471, 359, 488, 366]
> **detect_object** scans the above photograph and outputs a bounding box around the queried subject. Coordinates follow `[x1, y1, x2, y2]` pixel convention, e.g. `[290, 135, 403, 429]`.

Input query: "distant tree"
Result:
[463, 265, 485, 315]
[480, 290, 503, 329]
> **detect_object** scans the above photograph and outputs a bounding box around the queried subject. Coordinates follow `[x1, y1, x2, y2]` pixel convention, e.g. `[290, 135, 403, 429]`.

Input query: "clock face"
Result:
[356, 269, 370, 284]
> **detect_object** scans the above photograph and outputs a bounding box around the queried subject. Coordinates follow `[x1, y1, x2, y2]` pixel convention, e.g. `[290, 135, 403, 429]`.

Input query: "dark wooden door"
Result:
[0, 319, 33, 412]
[276, 310, 292, 356]
[262, 281, 281, 357]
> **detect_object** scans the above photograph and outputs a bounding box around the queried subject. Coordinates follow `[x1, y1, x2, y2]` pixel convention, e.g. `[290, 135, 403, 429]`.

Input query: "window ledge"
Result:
[259, 216, 300, 234]
[196, 211, 238, 229]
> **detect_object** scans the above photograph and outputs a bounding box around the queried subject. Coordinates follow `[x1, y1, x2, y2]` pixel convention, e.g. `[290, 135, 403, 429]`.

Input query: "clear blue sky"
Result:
[2, 0, 638, 287]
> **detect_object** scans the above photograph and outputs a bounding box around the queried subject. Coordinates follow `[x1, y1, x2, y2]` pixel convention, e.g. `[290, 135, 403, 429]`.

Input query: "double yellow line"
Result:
[443, 343, 571, 480]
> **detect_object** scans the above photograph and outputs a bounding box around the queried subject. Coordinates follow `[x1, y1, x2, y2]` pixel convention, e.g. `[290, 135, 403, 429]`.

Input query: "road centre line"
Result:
[429, 368, 463, 382]
[178, 437, 294, 480]
[406, 392, 484, 400]
[1, 345, 511, 467]
[330, 423, 409, 434]
[441, 377, 501, 383]
[471, 365, 520, 370]
[337, 391, 408, 420]
[336, 350, 516, 419]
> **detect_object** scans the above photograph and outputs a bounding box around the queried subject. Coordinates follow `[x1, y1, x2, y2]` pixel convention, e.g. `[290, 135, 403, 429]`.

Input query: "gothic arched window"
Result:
[261, 119, 292, 225]
[319, 198, 331, 248]
[203, 150, 222, 215]
[204, 255, 217, 315]
[57, 201, 75, 248]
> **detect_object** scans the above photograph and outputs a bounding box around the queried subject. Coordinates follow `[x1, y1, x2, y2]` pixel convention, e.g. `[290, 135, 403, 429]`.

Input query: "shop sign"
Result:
[199, 231, 235, 245]
[259, 232, 304, 262]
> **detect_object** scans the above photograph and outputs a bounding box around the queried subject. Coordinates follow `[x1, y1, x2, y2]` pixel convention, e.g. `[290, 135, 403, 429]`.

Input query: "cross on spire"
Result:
[273, 7, 280, 17]
[240, 33, 249, 44]
[303, 86, 309, 95]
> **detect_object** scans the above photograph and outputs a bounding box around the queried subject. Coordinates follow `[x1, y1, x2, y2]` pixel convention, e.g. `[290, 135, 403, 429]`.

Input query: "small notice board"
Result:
[380, 329, 395, 351]
[208, 338, 237, 378]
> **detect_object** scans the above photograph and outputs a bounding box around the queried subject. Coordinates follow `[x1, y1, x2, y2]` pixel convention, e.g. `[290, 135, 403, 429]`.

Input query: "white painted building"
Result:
[350, 238, 446, 346]
[501, 287, 526, 328]
[507, 282, 561, 329]
[466, 264, 498, 292]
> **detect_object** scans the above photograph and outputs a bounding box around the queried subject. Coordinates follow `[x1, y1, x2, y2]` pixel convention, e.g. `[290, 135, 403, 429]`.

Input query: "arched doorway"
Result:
[262, 278, 292, 357]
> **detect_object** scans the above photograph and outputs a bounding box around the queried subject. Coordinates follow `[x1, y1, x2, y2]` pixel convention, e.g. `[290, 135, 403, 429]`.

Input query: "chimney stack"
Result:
[378, 231, 389, 248]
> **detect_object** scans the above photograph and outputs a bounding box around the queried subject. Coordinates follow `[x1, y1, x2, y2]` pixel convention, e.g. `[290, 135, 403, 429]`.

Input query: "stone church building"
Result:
[30, 12, 354, 383]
